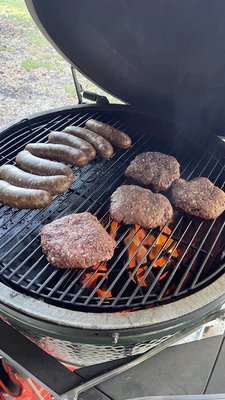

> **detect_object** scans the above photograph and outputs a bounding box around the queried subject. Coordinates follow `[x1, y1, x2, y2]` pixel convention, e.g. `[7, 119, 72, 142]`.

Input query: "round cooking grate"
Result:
[0, 107, 224, 312]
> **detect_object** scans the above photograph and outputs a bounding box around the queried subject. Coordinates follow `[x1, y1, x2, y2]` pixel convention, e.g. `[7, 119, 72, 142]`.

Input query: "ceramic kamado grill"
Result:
[0, 1, 225, 399]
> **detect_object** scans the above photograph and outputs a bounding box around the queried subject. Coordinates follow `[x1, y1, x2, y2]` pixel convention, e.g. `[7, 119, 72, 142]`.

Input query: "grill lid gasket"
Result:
[0, 106, 224, 313]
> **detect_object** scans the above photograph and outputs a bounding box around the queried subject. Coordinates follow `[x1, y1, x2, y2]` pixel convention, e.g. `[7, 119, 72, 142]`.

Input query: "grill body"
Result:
[0, 281, 224, 367]
[0, 104, 225, 366]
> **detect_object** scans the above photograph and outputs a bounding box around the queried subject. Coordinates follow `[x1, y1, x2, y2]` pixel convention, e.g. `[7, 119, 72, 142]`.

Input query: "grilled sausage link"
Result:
[63, 126, 114, 159]
[16, 150, 73, 181]
[25, 143, 88, 167]
[0, 180, 52, 209]
[0, 165, 71, 196]
[85, 119, 132, 149]
[48, 131, 96, 161]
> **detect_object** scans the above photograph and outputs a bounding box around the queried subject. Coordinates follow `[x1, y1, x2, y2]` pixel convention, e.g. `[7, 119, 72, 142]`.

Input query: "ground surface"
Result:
[0, 0, 119, 127]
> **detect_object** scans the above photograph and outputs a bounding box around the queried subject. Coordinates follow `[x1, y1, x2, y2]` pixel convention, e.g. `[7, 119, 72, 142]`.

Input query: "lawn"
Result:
[0, 0, 119, 116]
[0, 0, 64, 71]
[0, 0, 31, 22]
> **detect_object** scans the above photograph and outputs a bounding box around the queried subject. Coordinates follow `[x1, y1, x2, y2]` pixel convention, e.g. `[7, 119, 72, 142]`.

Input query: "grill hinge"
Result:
[71, 66, 109, 105]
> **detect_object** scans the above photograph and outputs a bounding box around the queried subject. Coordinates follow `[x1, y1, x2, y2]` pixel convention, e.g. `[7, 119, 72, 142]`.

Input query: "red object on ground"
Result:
[15, 375, 52, 400]
[0, 360, 52, 399]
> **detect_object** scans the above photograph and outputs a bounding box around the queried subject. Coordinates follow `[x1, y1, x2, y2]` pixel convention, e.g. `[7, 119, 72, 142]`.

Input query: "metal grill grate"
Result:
[0, 107, 225, 312]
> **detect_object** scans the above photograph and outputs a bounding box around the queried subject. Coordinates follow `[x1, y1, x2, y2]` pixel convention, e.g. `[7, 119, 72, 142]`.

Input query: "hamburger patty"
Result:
[125, 152, 180, 191]
[171, 177, 225, 219]
[40, 212, 116, 269]
[110, 185, 173, 228]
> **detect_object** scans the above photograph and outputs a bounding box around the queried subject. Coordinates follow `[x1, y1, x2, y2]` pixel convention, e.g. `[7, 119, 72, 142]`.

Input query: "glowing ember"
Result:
[149, 226, 179, 266]
[80, 220, 179, 301]
[124, 224, 179, 285]
[79, 221, 118, 300]
[81, 263, 112, 298]
[110, 220, 119, 240]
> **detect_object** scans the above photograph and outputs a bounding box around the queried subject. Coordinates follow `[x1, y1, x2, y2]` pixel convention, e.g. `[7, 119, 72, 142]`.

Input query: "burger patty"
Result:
[40, 212, 116, 269]
[110, 185, 173, 228]
[171, 177, 225, 219]
[125, 152, 180, 191]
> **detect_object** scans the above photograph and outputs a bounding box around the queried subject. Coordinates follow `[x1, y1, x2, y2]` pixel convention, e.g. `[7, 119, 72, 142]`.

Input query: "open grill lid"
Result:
[26, 0, 225, 133]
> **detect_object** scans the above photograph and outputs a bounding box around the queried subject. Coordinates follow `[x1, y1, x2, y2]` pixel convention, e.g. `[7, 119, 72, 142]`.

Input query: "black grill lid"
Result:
[26, 0, 225, 131]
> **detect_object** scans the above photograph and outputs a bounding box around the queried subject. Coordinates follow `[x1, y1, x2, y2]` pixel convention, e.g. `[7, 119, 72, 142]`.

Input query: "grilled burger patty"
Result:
[171, 177, 225, 219]
[110, 185, 173, 228]
[125, 152, 180, 191]
[40, 212, 116, 269]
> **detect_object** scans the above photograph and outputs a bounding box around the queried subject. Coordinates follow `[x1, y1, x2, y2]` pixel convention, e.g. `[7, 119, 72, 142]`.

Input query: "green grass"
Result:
[21, 58, 58, 71]
[64, 83, 76, 98]
[22, 28, 66, 73]
[0, 39, 15, 53]
[27, 30, 49, 48]
[0, 0, 30, 22]
[0, 0, 58, 60]
[0, 0, 120, 103]
[39, 51, 63, 61]
[27, 29, 60, 61]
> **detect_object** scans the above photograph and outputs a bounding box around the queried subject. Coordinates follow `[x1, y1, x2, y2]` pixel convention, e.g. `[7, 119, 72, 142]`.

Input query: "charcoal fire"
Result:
[124, 224, 179, 287]
[80, 221, 180, 303]
[80, 263, 112, 299]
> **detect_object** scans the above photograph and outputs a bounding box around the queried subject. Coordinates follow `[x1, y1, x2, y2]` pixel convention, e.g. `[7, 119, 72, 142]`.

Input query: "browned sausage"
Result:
[48, 131, 96, 161]
[16, 150, 73, 181]
[85, 119, 132, 149]
[63, 126, 114, 159]
[25, 143, 88, 167]
[0, 180, 52, 209]
[0, 165, 72, 196]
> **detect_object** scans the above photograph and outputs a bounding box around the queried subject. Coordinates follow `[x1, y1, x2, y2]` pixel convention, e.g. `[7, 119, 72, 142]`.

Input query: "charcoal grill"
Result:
[0, 104, 225, 368]
[0, 0, 225, 392]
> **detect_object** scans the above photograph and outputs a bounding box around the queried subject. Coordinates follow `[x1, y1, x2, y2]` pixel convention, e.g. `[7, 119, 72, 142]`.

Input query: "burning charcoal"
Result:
[145, 271, 161, 294]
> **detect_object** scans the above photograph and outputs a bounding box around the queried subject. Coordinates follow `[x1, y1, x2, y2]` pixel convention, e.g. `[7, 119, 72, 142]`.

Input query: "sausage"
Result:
[25, 143, 88, 167]
[0, 180, 52, 209]
[0, 165, 72, 196]
[48, 131, 96, 161]
[16, 150, 73, 181]
[85, 119, 132, 149]
[63, 126, 114, 159]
